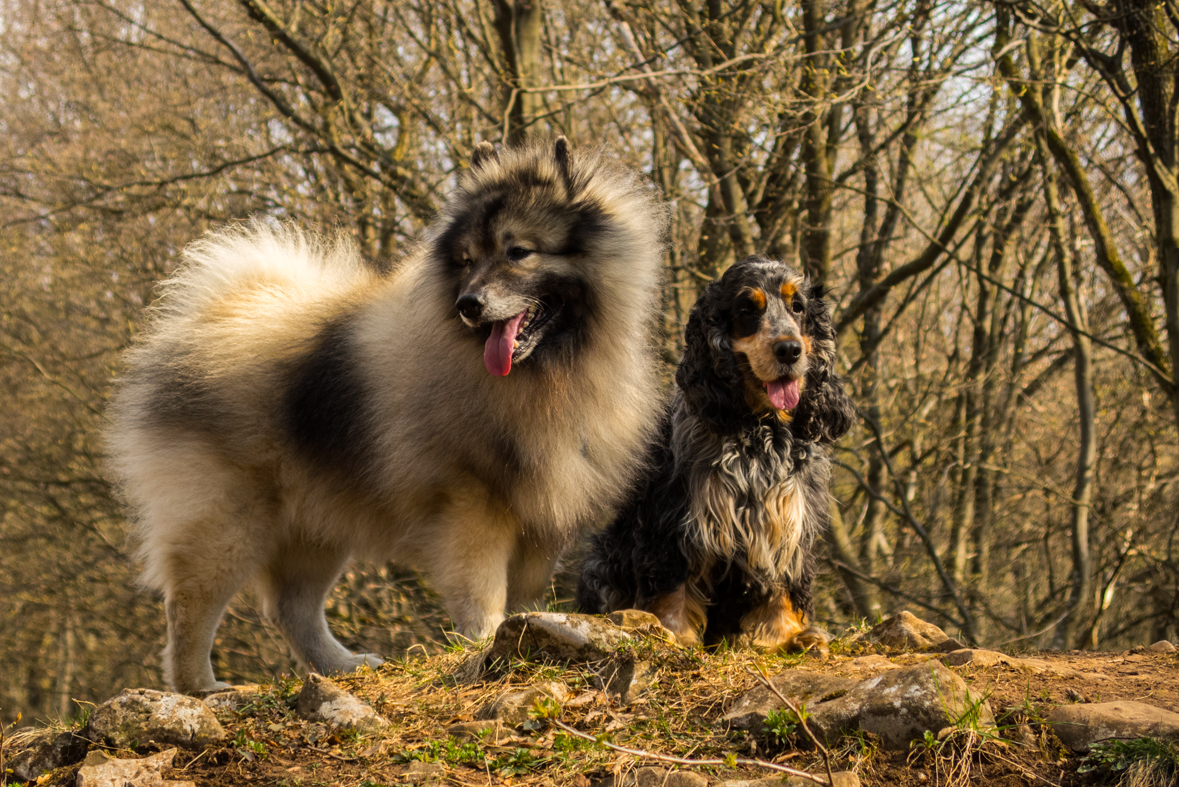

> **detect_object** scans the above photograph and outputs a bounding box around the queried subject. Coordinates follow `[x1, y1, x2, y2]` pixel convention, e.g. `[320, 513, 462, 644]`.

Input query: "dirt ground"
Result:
[12, 644, 1179, 787]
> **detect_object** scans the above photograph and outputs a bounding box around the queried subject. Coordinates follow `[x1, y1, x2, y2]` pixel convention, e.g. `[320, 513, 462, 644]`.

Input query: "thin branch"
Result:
[550, 719, 830, 785]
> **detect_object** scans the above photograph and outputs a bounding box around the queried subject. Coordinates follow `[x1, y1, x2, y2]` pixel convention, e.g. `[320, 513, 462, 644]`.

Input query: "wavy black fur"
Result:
[577, 255, 855, 647]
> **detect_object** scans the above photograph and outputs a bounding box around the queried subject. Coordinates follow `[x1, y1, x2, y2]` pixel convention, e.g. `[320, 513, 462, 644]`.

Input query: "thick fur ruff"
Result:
[577, 255, 854, 651]
[107, 138, 667, 693]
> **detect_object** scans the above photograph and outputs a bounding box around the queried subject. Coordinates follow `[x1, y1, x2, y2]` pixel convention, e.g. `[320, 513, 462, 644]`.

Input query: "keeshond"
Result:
[107, 138, 667, 694]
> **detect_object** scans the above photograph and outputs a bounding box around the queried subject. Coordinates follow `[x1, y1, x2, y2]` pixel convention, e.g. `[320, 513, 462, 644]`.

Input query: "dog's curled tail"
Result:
[150, 221, 372, 324]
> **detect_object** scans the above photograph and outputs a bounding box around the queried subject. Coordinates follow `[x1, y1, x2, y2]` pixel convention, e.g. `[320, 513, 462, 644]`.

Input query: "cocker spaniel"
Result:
[577, 255, 855, 652]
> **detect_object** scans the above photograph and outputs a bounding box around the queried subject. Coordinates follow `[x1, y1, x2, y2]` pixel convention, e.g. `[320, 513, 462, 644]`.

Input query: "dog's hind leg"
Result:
[157, 534, 260, 695]
[261, 541, 384, 676]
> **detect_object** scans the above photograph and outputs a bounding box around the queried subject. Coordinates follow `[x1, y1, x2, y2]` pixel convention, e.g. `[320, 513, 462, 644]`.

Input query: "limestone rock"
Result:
[724, 672, 858, 730]
[629, 766, 709, 787]
[480, 612, 663, 703]
[854, 611, 956, 652]
[486, 612, 634, 665]
[1009, 658, 1082, 678]
[477, 681, 571, 725]
[941, 649, 1016, 668]
[592, 657, 660, 705]
[1149, 640, 1177, 653]
[201, 688, 259, 715]
[718, 771, 860, 787]
[406, 760, 447, 784]
[446, 720, 519, 744]
[845, 655, 899, 672]
[75, 748, 194, 787]
[6, 728, 88, 783]
[807, 661, 995, 749]
[295, 674, 388, 732]
[1046, 701, 1179, 752]
[85, 689, 226, 749]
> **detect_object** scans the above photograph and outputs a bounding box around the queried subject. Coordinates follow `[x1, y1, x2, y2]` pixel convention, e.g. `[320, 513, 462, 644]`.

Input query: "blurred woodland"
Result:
[2, 0, 1179, 725]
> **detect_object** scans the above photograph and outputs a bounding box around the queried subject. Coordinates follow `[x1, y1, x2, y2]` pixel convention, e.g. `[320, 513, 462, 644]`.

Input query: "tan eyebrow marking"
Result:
[748, 288, 766, 309]
[780, 281, 797, 301]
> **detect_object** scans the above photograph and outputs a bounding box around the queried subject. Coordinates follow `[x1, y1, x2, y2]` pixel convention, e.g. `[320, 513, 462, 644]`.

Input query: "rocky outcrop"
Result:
[5, 728, 87, 783]
[724, 672, 857, 730]
[727, 660, 995, 750]
[486, 612, 636, 664]
[295, 674, 388, 732]
[477, 681, 572, 726]
[853, 611, 962, 652]
[85, 689, 226, 749]
[75, 748, 193, 787]
[1047, 701, 1179, 752]
[475, 611, 668, 704]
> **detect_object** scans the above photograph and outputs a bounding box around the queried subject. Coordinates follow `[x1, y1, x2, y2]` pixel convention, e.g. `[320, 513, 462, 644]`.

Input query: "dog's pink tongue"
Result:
[484, 310, 528, 376]
[765, 378, 800, 411]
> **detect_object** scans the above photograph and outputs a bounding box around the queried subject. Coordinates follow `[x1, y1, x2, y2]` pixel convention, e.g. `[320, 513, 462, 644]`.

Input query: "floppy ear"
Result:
[676, 283, 747, 432]
[792, 291, 856, 444]
[470, 141, 498, 169]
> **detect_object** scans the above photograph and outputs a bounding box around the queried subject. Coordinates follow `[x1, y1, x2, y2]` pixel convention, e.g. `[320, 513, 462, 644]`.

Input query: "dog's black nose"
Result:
[456, 294, 484, 321]
[773, 339, 803, 364]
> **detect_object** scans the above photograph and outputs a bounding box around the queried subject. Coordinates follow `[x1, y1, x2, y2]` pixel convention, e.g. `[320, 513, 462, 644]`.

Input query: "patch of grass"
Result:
[762, 706, 805, 749]
[232, 728, 269, 762]
[1079, 738, 1179, 786]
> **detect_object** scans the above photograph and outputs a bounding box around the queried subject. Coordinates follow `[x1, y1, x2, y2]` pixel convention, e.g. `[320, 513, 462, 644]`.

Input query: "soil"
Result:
[7, 643, 1178, 787]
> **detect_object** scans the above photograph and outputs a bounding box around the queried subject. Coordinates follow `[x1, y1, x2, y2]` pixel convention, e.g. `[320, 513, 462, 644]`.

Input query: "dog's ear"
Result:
[470, 141, 498, 169]
[553, 136, 581, 197]
[792, 290, 856, 443]
[676, 282, 746, 432]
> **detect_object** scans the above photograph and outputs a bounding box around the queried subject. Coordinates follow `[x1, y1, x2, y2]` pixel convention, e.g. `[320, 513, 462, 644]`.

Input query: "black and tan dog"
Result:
[577, 255, 854, 652]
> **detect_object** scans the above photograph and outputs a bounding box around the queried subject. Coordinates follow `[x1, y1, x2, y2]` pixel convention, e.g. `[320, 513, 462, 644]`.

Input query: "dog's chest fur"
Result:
[674, 410, 820, 584]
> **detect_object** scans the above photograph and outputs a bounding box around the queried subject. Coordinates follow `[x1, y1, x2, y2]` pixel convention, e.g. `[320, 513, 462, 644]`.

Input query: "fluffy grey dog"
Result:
[108, 138, 667, 694]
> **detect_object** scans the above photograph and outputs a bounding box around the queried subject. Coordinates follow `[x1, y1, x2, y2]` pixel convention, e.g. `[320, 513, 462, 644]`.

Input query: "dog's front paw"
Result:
[790, 626, 830, 659]
[350, 652, 385, 671]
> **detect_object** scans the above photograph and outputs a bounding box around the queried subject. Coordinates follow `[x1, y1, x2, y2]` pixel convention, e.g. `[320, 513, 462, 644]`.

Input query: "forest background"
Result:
[2, 0, 1178, 726]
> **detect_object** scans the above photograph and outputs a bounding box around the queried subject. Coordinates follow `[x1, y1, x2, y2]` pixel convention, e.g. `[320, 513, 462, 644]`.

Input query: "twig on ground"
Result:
[551, 718, 830, 785]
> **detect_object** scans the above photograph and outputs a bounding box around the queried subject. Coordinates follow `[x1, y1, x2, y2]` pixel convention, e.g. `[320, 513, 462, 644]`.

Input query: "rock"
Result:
[75, 748, 194, 787]
[486, 612, 634, 665]
[724, 672, 858, 730]
[1149, 640, 1177, 653]
[6, 728, 88, 782]
[854, 612, 956, 652]
[85, 689, 226, 749]
[295, 674, 388, 732]
[592, 656, 660, 705]
[941, 649, 1015, 668]
[806, 661, 995, 749]
[481, 613, 664, 703]
[1046, 701, 1179, 752]
[629, 766, 709, 787]
[477, 681, 572, 725]
[718, 771, 860, 787]
[1009, 658, 1081, 678]
[845, 655, 899, 672]
[201, 688, 259, 714]
[406, 760, 447, 784]
[446, 720, 519, 744]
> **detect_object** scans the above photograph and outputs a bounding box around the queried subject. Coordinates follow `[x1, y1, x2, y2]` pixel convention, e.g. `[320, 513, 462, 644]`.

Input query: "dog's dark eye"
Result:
[506, 246, 533, 262]
[791, 298, 804, 314]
